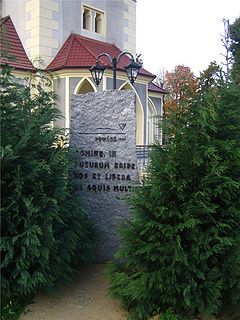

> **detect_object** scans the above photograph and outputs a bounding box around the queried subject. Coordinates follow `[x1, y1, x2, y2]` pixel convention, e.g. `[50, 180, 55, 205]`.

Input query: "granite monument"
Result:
[70, 90, 137, 261]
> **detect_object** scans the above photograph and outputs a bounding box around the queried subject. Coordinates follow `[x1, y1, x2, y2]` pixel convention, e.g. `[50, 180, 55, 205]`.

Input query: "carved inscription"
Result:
[74, 148, 136, 193]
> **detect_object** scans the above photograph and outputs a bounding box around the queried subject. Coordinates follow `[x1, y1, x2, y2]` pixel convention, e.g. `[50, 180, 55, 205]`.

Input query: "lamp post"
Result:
[90, 51, 142, 89]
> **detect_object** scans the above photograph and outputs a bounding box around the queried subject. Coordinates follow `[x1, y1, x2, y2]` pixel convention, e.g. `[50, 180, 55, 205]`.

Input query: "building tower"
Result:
[1, 0, 136, 67]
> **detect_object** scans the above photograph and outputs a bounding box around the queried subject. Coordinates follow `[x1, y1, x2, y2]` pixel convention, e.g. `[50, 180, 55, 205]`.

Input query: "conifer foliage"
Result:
[107, 73, 240, 319]
[1, 67, 94, 298]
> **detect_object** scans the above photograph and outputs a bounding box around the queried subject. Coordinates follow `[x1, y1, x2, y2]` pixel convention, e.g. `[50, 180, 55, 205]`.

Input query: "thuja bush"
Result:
[107, 76, 240, 319]
[1, 67, 94, 298]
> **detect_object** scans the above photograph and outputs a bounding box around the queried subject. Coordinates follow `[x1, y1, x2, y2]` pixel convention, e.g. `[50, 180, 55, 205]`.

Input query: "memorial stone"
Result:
[71, 90, 137, 261]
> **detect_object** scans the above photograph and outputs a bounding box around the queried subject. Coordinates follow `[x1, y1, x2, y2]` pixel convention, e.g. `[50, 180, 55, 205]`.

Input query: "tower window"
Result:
[95, 12, 103, 33]
[83, 8, 91, 31]
[82, 5, 104, 34]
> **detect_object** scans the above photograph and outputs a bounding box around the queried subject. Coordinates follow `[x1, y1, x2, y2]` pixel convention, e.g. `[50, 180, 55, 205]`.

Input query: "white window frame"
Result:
[82, 4, 105, 36]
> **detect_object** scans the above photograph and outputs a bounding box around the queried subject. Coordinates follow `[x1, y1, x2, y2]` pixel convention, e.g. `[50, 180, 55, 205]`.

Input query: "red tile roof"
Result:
[148, 81, 168, 94]
[0, 16, 35, 72]
[47, 33, 155, 78]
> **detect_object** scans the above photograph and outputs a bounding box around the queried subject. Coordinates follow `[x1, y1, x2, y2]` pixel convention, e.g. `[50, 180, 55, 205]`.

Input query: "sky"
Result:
[136, 0, 240, 76]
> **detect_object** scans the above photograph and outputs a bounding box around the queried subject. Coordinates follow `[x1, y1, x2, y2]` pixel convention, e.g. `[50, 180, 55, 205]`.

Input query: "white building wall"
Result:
[123, 0, 136, 55]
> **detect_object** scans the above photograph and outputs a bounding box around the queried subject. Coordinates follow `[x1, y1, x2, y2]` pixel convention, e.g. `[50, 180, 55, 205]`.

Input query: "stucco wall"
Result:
[53, 77, 66, 128]
[59, 0, 125, 49]
[70, 77, 82, 94]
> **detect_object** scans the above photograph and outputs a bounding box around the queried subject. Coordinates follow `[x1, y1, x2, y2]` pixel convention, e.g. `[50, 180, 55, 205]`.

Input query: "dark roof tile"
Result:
[47, 33, 155, 78]
[148, 81, 167, 94]
[0, 16, 35, 72]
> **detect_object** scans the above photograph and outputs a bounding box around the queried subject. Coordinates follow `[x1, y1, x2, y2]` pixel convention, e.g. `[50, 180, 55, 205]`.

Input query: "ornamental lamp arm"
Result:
[96, 52, 112, 64]
[116, 51, 134, 64]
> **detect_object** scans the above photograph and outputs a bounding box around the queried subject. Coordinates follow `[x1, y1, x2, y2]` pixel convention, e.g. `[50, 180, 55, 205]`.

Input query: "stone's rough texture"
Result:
[71, 90, 137, 261]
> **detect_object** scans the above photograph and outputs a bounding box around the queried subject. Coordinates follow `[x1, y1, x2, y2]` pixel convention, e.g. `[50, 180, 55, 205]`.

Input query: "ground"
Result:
[20, 264, 127, 320]
[18, 264, 239, 320]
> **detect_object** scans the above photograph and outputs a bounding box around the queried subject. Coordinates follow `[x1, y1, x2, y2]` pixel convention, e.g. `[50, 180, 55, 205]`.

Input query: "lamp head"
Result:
[125, 60, 142, 85]
[89, 62, 105, 87]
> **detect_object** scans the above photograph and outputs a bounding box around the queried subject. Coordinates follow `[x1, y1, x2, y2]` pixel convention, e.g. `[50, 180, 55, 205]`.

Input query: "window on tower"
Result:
[83, 8, 91, 31]
[95, 12, 103, 33]
[82, 5, 104, 35]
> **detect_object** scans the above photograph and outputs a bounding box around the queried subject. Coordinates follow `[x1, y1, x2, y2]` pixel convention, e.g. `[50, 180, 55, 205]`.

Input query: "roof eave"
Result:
[46, 65, 155, 78]
[1, 63, 36, 73]
[148, 89, 168, 94]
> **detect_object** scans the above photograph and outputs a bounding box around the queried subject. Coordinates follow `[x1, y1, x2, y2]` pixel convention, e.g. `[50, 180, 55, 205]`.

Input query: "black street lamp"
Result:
[90, 51, 142, 89]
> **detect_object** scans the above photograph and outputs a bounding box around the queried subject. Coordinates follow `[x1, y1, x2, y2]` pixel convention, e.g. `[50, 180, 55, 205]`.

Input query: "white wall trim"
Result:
[118, 81, 144, 114]
[119, 81, 144, 144]
[102, 74, 107, 91]
[148, 97, 158, 115]
[65, 76, 70, 129]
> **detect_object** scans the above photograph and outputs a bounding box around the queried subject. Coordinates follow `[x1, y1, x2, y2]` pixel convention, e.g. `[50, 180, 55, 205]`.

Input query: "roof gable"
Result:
[0, 16, 35, 72]
[47, 33, 155, 79]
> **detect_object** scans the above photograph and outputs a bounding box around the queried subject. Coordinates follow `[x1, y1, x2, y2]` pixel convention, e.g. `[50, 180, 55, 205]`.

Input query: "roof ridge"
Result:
[73, 33, 121, 67]
[0, 15, 10, 26]
[65, 33, 75, 67]
[71, 32, 115, 47]
[47, 33, 73, 69]
[46, 33, 71, 69]
[74, 34, 104, 66]
[0, 15, 35, 71]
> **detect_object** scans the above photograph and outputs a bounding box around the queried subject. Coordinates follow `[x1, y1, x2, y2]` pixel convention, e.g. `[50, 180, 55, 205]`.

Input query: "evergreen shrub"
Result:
[1, 67, 95, 298]
[107, 76, 240, 319]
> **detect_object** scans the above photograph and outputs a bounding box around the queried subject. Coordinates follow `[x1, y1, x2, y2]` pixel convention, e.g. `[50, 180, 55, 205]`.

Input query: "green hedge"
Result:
[107, 75, 240, 319]
[1, 67, 95, 299]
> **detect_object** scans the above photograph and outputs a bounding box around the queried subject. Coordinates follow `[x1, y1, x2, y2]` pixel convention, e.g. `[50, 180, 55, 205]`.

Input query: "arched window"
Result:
[147, 98, 158, 145]
[74, 78, 96, 94]
[83, 8, 91, 31]
[95, 13, 103, 33]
